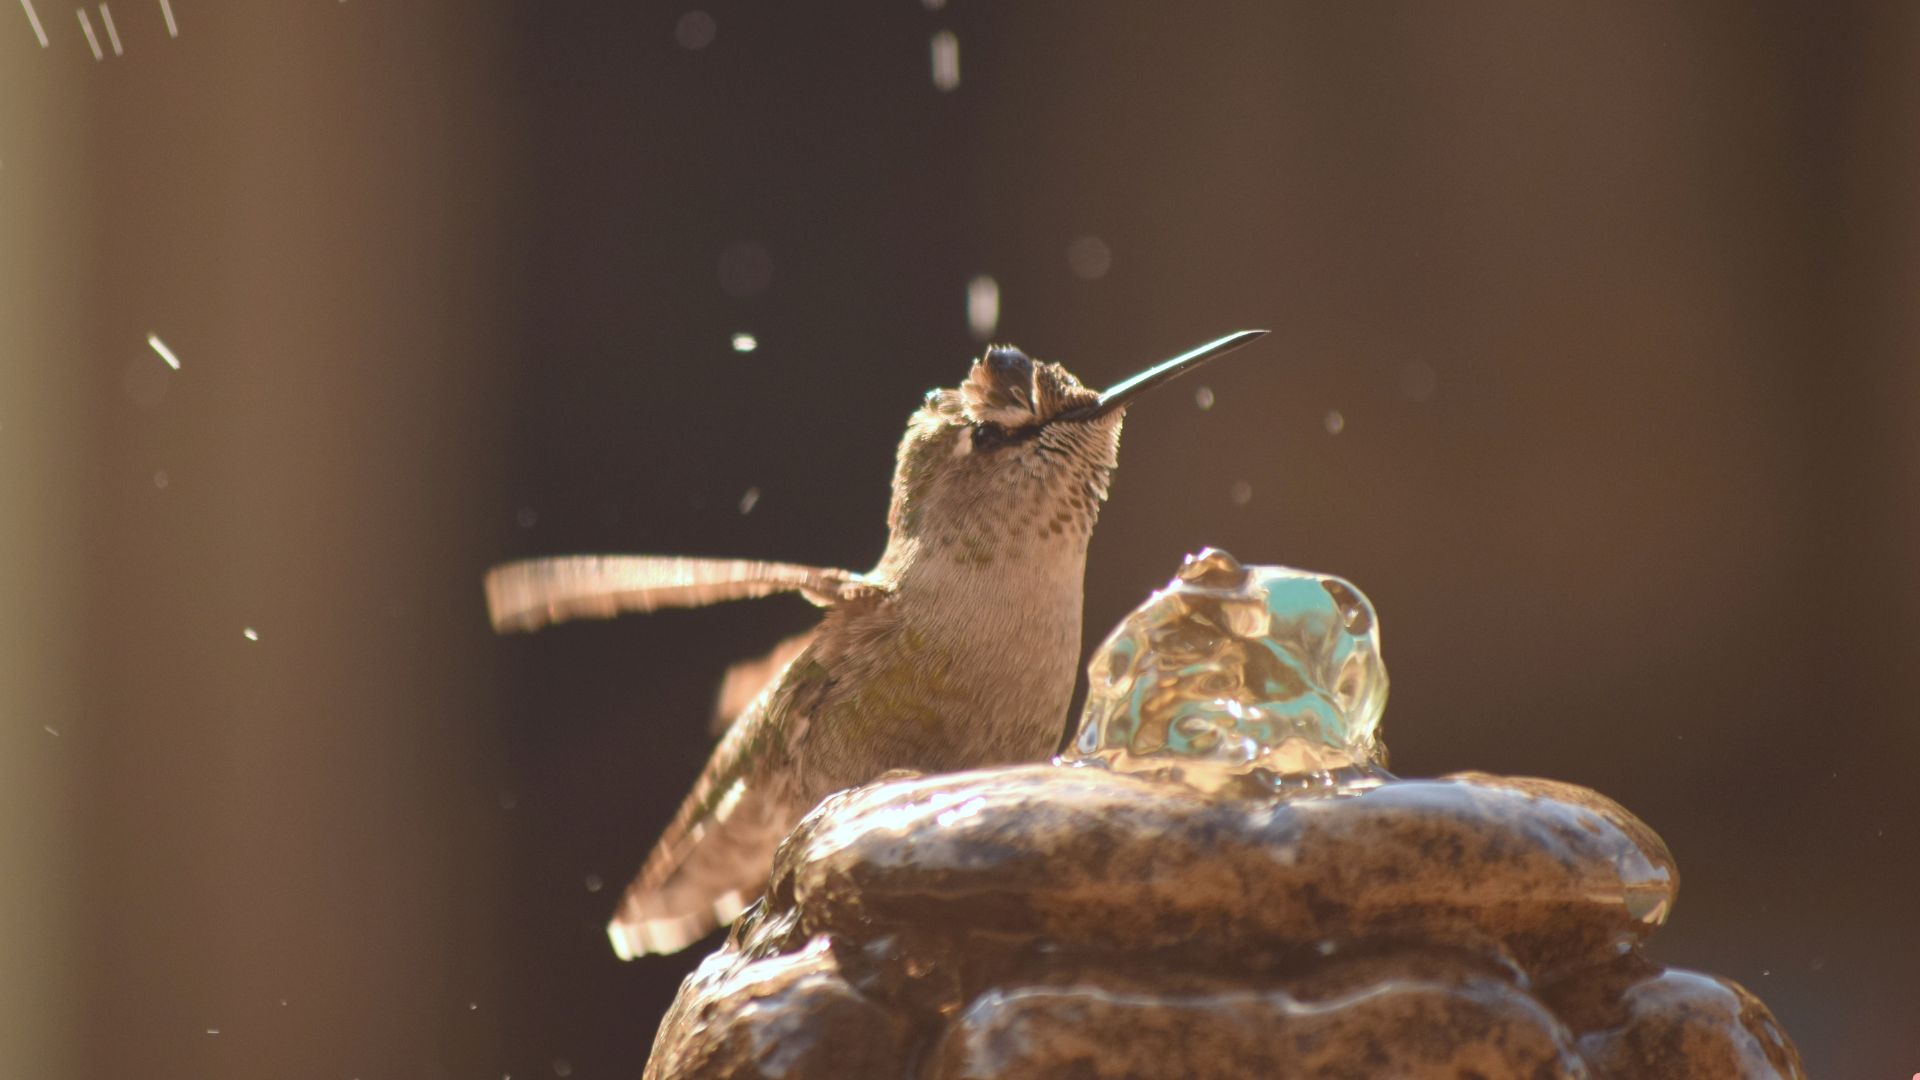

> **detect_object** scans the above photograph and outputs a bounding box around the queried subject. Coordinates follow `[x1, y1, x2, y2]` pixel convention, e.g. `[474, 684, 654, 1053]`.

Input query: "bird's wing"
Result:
[607, 648, 832, 959]
[710, 629, 818, 737]
[483, 555, 871, 633]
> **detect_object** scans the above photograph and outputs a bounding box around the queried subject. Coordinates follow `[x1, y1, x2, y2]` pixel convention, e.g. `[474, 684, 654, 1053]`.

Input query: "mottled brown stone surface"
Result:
[1569, 969, 1806, 1079]
[642, 934, 909, 1080]
[927, 973, 1582, 1080]
[788, 765, 1675, 974]
[645, 767, 1805, 1080]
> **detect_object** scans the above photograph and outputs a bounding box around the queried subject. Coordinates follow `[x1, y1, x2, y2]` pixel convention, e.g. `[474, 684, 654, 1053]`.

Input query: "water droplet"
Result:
[1324, 409, 1345, 435]
[1193, 385, 1214, 411]
[97, 3, 123, 57]
[153, 470, 169, 489]
[1066, 235, 1112, 280]
[730, 332, 758, 353]
[966, 275, 1000, 339]
[242, 627, 259, 642]
[737, 487, 760, 515]
[717, 242, 772, 298]
[552, 1059, 573, 1078]
[1229, 480, 1253, 506]
[674, 10, 716, 50]
[205, 1028, 219, 1036]
[584, 874, 604, 893]
[76, 8, 102, 60]
[42, 725, 59, 737]
[468, 1001, 479, 1011]
[146, 333, 181, 370]
[929, 30, 959, 91]
[516, 505, 538, 529]
[20, 0, 48, 48]
[1399, 360, 1437, 401]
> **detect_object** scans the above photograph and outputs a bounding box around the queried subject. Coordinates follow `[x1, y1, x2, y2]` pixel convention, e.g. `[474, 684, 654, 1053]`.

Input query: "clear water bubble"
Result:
[1194, 385, 1214, 411]
[1061, 548, 1389, 794]
[1324, 409, 1345, 435]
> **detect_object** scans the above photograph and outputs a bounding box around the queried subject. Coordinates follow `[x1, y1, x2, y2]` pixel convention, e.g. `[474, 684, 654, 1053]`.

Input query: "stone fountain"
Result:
[644, 549, 1805, 1079]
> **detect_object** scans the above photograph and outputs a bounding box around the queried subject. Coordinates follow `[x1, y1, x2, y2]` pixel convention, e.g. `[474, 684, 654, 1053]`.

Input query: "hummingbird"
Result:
[484, 329, 1267, 958]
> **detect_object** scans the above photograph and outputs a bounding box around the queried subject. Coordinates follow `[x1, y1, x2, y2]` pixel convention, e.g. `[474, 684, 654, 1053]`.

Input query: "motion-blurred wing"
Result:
[484, 555, 866, 633]
[710, 630, 818, 736]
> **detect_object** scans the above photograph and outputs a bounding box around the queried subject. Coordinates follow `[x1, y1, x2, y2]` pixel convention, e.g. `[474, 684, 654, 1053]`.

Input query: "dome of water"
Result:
[1063, 547, 1388, 792]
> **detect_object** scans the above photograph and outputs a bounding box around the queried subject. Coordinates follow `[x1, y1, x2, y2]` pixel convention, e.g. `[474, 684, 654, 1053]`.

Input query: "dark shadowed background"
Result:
[3, 3, 1916, 1077]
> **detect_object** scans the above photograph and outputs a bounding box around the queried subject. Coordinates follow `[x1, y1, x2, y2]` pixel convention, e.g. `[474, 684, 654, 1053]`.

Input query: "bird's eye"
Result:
[971, 422, 1007, 451]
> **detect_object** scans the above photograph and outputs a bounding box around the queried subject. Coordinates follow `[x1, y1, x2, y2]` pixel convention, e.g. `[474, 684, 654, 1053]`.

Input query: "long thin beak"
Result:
[1059, 329, 1269, 422]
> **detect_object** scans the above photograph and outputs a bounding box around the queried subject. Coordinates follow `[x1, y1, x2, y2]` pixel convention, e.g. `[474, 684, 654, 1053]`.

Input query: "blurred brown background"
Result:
[3, 3, 1915, 1077]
